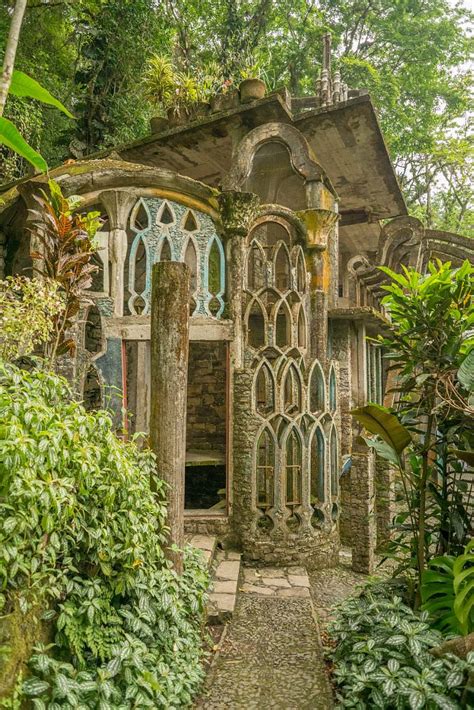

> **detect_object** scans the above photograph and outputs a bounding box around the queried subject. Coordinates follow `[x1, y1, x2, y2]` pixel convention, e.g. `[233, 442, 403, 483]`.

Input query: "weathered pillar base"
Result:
[351, 446, 376, 574]
[376, 457, 396, 548]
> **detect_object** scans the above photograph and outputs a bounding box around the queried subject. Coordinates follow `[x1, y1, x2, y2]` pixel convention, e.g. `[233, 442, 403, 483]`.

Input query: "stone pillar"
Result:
[351, 445, 376, 574]
[149, 262, 190, 574]
[375, 457, 395, 548]
[99, 190, 136, 316]
[331, 320, 352, 544]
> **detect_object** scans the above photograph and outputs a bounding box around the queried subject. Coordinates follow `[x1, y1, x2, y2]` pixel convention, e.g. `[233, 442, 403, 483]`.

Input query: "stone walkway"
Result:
[197, 565, 333, 709]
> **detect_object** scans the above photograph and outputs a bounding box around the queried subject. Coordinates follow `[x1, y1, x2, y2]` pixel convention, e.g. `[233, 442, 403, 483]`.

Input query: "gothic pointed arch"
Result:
[255, 425, 277, 511]
[246, 297, 267, 349]
[247, 238, 267, 291]
[309, 361, 326, 413]
[282, 361, 302, 416]
[283, 425, 303, 508]
[273, 242, 291, 292]
[274, 299, 292, 349]
[310, 426, 326, 506]
[329, 366, 337, 413]
[329, 425, 339, 497]
[253, 360, 276, 417]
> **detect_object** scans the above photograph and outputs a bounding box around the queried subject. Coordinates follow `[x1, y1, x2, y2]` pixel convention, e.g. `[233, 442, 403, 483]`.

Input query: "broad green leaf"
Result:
[0, 117, 47, 172]
[360, 434, 400, 467]
[351, 404, 411, 454]
[10, 70, 74, 118]
[457, 349, 474, 392]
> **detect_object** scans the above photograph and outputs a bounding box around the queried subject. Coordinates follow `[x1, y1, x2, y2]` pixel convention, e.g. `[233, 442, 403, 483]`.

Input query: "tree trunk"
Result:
[431, 632, 474, 659]
[0, 0, 28, 117]
[149, 261, 190, 575]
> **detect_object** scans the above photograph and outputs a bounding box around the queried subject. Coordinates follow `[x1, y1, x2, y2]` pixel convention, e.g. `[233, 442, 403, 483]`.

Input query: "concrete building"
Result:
[1, 73, 472, 573]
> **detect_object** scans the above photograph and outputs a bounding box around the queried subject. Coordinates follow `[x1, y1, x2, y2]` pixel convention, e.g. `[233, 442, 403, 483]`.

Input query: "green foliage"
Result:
[0, 116, 47, 173]
[0, 276, 63, 362]
[0, 361, 209, 708]
[30, 180, 101, 364]
[351, 404, 411, 456]
[142, 54, 223, 117]
[9, 70, 73, 119]
[329, 583, 474, 709]
[1, 0, 471, 236]
[421, 540, 474, 636]
[355, 261, 473, 599]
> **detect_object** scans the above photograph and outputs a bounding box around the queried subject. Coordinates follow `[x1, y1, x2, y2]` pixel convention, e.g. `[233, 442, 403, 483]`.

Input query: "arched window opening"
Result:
[275, 302, 291, 348]
[130, 199, 149, 232]
[207, 237, 225, 317]
[248, 300, 266, 348]
[158, 202, 174, 225]
[297, 307, 306, 349]
[183, 210, 198, 232]
[255, 364, 274, 416]
[133, 236, 147, 297]
[243, 142, 306, 210]
[250, 221, 291, 251]
[274, 244, 291, 292]
[256, 429, 275, 510]
[310, 428, 325, 505]
[310, 364, 325, 413]
[330, 427, 339, 497]
[286, 429, 302, 507]
[283, 365, 301, 416]
[89, 251, 105, 292]
[329, 368, 337, 412]
[159, 237, 172, 261]
[84, 305, 102, 355]
[83, 366, 102, 412]
[296, 251, 306, 292]
[184, 239, 198, 292]
[247, 240, 266, 291]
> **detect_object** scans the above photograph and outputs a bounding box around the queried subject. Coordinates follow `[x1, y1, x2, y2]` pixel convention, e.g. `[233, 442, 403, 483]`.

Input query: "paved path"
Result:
[197, 566, 333, 710]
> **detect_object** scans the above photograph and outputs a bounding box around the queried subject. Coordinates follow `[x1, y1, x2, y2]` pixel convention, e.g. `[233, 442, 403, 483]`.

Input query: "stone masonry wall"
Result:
[187, 341, 226, 453]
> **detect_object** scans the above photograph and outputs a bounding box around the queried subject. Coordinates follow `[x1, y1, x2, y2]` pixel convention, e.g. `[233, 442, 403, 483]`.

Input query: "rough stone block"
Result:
[288, 575, 310, 588]
[209, 593, 236, 612]
[240, 583, 274, 595]
[262, 577, 291, 588]
[215, 560, 241, 581]
[213, 579, 238, 594]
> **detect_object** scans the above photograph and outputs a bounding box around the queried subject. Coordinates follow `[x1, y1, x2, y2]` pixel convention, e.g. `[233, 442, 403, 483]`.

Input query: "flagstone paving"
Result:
[197, 564, 333, 709]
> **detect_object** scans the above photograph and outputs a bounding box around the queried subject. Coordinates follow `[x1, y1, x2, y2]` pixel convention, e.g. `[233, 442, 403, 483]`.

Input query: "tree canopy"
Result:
[0, 0, 472, 235]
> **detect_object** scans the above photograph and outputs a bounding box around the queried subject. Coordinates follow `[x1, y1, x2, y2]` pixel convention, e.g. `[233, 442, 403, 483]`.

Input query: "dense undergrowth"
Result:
[0, 361, 209, 708]
[328, 583, 474, 709]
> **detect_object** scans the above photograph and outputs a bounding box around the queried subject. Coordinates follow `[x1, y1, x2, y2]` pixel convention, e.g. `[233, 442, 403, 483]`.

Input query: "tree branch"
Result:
[0, 0, 28, 117]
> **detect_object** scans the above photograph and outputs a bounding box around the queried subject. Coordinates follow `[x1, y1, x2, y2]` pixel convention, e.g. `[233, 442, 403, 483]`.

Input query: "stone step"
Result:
[240, 564, 311, 598]
[207, 549, 242, 624]
[188, 533, 218, 570]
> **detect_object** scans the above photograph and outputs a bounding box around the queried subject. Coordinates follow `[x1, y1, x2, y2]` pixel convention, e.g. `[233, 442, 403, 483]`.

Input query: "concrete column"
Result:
[150, 262, 190, 574]
[99, 190, 136, 316]
[375, 457, 395, 547]
[351, 445, 376, 574]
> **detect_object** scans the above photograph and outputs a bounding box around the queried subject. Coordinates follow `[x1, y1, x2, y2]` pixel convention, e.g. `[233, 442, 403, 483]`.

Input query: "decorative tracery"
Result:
[125, 197, 225, 318]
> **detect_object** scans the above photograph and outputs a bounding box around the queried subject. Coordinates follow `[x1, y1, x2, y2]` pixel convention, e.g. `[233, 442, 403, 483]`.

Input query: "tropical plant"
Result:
[0, 361, 209, 707]
[0, 275, 63, 361]
[1, 0, 73, 172]
[421, 539, 474, 637]
[29, 180, 101, 365]
[352, 260, 474, 600]
[329, 582, 474, 708]
[142, 54, 223, 118]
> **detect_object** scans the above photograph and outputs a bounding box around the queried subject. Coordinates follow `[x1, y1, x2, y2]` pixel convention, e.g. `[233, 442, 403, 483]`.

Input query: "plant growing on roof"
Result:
[29, 179, 101, 366]
[142, 54, 223, 119]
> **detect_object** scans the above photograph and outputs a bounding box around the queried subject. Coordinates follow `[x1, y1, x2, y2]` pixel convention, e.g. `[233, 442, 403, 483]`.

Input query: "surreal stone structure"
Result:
[1, 76, 473, 573]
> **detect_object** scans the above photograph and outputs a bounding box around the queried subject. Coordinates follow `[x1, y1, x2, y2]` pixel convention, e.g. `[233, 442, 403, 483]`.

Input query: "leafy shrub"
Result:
[421, 540, 474, 636]
[0, 276, 63, 362]
[0, 361, 209, 708]
[328, 583, 474, 709]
